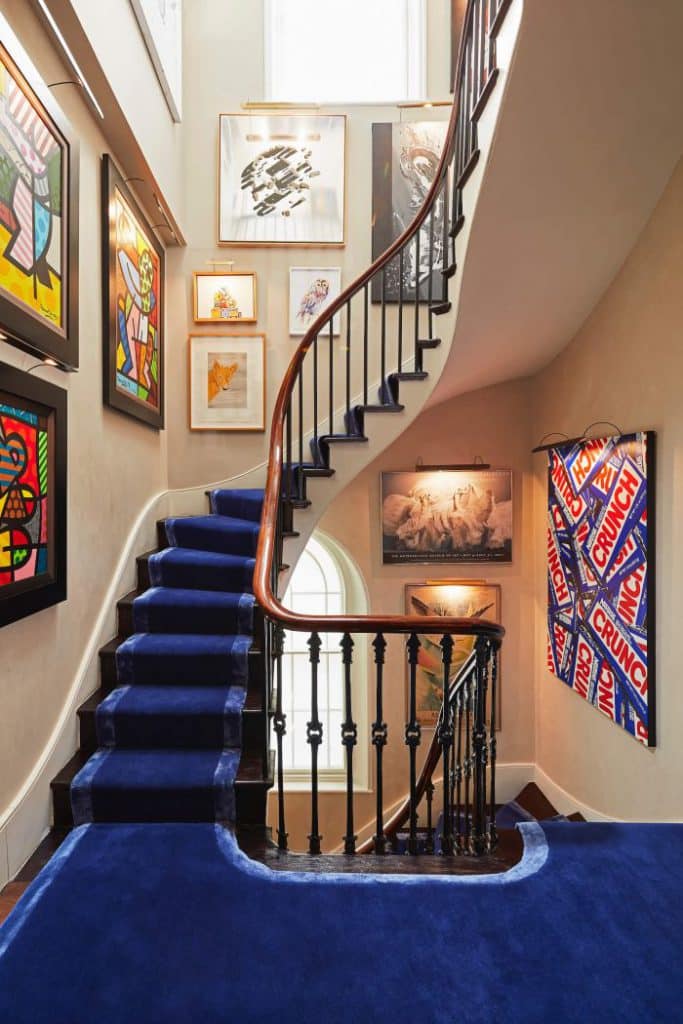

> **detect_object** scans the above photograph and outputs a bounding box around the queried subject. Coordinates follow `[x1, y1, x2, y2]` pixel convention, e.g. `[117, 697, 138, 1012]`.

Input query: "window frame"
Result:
[263, 0, 427, 106]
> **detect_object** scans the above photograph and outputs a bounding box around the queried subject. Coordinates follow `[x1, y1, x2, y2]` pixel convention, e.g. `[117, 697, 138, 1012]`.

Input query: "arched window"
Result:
[280, 531, 368, 789]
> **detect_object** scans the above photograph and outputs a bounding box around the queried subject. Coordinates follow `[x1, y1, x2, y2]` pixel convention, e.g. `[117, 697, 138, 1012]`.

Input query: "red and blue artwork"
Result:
[546, 432, 654, 746]
[0, 397, 49, 588]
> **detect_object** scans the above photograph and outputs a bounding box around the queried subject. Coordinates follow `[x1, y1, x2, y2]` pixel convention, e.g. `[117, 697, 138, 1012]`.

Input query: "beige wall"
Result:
[277, 377, 536, 850]
[532, 157, 683, 819]
[166, 0, 452, 489]
[0, 1, 168, 819]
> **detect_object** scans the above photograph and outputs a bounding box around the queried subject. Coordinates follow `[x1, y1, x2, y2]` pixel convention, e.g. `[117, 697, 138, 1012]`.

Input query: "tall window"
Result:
[264, 0, 427, 104]
[280, 532, 368, 788]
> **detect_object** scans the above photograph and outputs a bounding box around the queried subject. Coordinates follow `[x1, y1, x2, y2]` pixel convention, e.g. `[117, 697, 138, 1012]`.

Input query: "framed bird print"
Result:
[102, 154, 164, 429]
[0, 362, 67, 628]
[193, 270, 257, 323]
[0, 14, 79, 369]
[218, 114, 346, 246]
[289, 267, 341, 336]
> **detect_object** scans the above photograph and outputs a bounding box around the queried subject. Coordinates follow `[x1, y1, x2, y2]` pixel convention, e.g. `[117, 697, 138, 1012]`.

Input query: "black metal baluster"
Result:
[427, 209, 435, 339]
[413, 233, 421, 369]
[425, 780, 435, 854]
[454, 687, 464, 853]
[439, 634, 455, 855]
[298, 368, 304, 494]
[464, 675, 472, 852]
[345, 300, 351, 422]
[363, 283, 369, 407]
[285, 397, 293, 505]
[312, 334, 318, 449]
[478, 0, 487, 93]
[307, 631, 323, 855]
[328, 317, 334, 435]
[372, 633, 388, 854]
[397, 247, 404, 373]
[489, 639, 499, 852]
[441, 179, 450, 283]
[380, 266, 387, 389]
[341, 633, 357, 854]
[273, 624, 288, 850]
[472, 0, 481, 102]
[472, 637, 490, 856]
[406, 633, 422, 855]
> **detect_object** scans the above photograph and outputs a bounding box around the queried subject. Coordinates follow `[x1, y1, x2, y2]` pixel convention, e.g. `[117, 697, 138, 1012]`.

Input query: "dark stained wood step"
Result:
[116, 587, 265, 642]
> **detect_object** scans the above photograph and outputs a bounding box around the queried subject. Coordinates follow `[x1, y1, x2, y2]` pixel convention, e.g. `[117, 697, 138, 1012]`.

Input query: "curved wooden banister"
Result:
[254, 0, 505, 642]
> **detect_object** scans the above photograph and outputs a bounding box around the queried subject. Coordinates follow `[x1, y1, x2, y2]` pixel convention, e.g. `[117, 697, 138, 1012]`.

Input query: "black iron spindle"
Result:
[363, 283, 369, 406]
[298, 368, 304, 494]
[312, 334, 319, 447]
[273, 624, 288, 850]
[345, 300, 351, 420]
[380, 266, 387, 387]
[478, 0, 487, 93]
[425, 780, 435, 854]
[406, 632, 422, 855]
[464, 676, 472, 852]
[454, 687, 464, 852]
[285, 398, 293, 504]
[397, 247, 404, 373]
[471, 637, 489, 856]
[427, 208, 435, 339]
[328, 317, 334, 435]
[372, 632, 388, 854]
[413, 232, 420, 369]
[340, 633, 357, 854]
[489, 639, 499, 852]
[307, 631, 323, 854]
[439, 634, 455, 855]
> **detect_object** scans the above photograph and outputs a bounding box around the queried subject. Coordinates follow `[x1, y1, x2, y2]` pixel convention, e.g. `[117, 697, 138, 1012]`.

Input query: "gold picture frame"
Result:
[193, 271, 257, 324]
[188, 332, 266, 432]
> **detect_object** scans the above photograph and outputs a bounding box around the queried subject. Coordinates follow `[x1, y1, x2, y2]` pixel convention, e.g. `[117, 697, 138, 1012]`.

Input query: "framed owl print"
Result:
[102, 154, 165, 429]
[289, 267, 341, 335]
[0, 14, 79, 369]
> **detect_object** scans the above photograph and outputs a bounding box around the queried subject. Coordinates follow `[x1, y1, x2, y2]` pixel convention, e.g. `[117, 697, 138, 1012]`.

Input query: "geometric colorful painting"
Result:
[546, 432, 655, 747]
[0, 363, 66, 628]
[102, 155, 164, 428]
[0, 15, 79, 368]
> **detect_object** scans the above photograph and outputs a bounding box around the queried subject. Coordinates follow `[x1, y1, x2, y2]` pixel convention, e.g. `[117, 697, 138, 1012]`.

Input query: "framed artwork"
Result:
[193, 271, 257, 324]
[189, 333, 265, 432]
[371, 121, 448, 303]
[0, 362, 66, 628]
[405, 582, 501, 728]
[102, 154, 165, 429]
[546, 432, 655, 747]
[218, 114, 346, 246]
[130, 0, 183, 122]
[0, 14, 79, 369]
[381, 469, 513, 564]
[289, 267, 341, 336]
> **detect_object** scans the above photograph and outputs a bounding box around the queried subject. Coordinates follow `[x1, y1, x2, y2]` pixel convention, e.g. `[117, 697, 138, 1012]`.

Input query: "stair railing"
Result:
[254, 0, 510, 857]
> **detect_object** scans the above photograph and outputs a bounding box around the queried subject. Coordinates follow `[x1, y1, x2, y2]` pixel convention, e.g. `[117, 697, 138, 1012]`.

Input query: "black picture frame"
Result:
[371, 123, 448, 305]
[0, 14, 79, 369]
[0, 361, 67, 627]
[101, 154, 165, 429]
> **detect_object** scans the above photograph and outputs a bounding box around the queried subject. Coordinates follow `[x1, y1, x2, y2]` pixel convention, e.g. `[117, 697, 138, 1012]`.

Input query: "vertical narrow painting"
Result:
[102, 155, 164, 429]
[371, 121, 448, 303]
[0, 15, 79, 368]
[130, 0, 183, 122]
[546, 432, 655, 746]
[0, 363, 66, 627]
[218, 114, 346, 246]
[405, 582, 501, 727]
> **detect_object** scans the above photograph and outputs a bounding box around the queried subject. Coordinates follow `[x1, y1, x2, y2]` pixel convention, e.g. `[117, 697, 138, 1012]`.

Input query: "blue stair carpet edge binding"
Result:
[69, 489, 264, 826]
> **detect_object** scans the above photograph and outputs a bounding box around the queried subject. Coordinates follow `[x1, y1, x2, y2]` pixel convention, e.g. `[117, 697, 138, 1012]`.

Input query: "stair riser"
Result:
[78, 707, 267, 755]
[143, 556, 256, 594]
[117, 599, 265, 644]
[131, 602, 256, 638]
[99, 645, 266, 694]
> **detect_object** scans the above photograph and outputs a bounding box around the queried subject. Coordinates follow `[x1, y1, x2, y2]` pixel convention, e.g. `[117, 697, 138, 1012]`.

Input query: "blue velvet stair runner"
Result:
[70, 489, 264, 825]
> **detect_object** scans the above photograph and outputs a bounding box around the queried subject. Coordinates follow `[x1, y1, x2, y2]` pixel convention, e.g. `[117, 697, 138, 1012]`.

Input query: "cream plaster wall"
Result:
[0, 0, 167, 841]
[532, 157, 683, 820]
[166, 0, 452, 489]
[277, 377, 536, 850]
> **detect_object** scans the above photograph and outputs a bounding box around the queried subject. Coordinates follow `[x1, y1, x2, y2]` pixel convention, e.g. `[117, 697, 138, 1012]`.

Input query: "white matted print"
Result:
[189, 334, 265, 431]
[289, 267, 342, 335]
[130, 0, 183, 122]
[193, 272, 257, 323]
[218, 114, 346, 246]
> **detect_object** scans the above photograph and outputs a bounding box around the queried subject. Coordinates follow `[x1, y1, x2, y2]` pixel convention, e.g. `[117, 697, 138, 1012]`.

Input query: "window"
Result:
[280, 532, 368, 789]
[264, 0, 426, 104]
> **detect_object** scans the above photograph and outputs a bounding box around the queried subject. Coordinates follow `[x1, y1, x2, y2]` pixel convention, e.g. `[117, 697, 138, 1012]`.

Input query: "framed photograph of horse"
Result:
[188, 333, 266, 432]
[381, 468, 513, 564]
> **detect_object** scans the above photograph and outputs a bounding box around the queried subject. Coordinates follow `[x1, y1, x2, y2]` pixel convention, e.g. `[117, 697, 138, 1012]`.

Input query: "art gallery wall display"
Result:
[371, 121, 447, 304]
[381, 468, 513, 564]
[218, 114, 346, 246]
[102, 154, 165, 429]
[0, 14, 79, 369]
[405, 582, 502, 728]
[289, 267, 341, 336]
[0, 362, 66, 628]
[193, 271, 257, 324]
[189, 333, 265, 432]
[130, 0, 183, 122]
[546, 432, 655, 747]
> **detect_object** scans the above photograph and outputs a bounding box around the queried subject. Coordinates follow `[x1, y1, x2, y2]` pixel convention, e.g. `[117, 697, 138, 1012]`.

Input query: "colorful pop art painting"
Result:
[546, 432, 655, 746]
[103, 155, 164, 428]
[0, 363, 66, 628]
[0, 15, 79, 368]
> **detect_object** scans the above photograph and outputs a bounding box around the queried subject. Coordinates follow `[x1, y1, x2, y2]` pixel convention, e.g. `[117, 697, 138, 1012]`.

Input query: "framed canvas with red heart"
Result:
[0, 363, 66, 627]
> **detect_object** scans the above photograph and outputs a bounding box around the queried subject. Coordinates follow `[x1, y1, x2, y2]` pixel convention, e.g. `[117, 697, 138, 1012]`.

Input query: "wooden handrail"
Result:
[253, 0, 505, 641]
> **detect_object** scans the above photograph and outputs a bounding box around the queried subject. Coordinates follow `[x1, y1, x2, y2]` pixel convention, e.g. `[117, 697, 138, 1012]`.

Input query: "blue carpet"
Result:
[70, 489, 263, 825]
[1, 821, 682, 1022]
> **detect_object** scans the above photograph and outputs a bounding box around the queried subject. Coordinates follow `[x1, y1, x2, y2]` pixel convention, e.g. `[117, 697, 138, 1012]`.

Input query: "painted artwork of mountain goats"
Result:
[381, 470, 513, 564]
